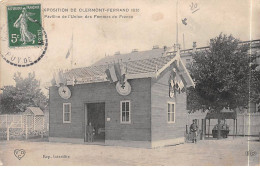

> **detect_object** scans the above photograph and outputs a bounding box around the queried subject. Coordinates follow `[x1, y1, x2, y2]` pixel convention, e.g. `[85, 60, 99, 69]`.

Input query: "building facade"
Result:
[49, 39, 260, 147]
[49, 46, 194, 148]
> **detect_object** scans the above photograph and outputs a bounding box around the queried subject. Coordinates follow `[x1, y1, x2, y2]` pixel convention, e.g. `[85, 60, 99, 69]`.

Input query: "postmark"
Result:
[0, 4, 48, 67]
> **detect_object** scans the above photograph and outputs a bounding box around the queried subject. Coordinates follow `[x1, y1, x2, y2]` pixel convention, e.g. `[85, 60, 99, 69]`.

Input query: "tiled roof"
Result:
[24, 107, 44, 116]
[62, 45, 195, 87]
[64, 48, 176, 80]
[93, 48, 166, 66]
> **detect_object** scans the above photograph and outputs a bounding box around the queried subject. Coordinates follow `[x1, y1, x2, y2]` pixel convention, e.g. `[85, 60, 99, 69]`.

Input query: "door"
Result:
[84, 102, 105, 142]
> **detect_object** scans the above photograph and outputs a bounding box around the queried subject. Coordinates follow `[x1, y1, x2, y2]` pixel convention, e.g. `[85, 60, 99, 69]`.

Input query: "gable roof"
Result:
[64, 47, 195, 87]
[24, 107, 44, 116]
[93, 48, 166, 66]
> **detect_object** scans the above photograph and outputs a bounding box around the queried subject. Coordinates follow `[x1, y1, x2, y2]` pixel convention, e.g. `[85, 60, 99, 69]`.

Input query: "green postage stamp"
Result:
[7, 4, 42, 47]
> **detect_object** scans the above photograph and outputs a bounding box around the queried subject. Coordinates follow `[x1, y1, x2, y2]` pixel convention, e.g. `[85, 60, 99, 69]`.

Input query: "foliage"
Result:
[187, 33, 260, 113]
[0, 72, 48, 114]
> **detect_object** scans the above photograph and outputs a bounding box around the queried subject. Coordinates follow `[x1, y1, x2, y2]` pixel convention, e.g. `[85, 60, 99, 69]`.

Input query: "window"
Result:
[167, 102, 175, 123]
[63, 103, 71, 123]
[120, 100, 131, 124]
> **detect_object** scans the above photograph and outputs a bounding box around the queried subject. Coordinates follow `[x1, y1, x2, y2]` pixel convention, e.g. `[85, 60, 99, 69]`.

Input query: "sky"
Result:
[0, 0, 259, 95]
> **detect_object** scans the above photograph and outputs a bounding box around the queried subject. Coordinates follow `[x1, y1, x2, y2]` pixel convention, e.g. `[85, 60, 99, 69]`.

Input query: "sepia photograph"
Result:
[0, 0, 259, 166]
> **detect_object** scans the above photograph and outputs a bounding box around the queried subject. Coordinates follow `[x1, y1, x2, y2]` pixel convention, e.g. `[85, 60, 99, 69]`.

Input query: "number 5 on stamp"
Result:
[7, 4, 42, 47]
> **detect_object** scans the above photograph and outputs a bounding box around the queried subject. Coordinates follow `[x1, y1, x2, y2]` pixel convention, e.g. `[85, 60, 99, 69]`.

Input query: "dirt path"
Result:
[0, 136, 259, 166]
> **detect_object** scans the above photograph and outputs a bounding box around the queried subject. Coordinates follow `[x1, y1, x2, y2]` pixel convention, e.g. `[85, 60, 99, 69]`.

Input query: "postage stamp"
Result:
[0, 3, 47, 67]
[7, 4, 42, 47]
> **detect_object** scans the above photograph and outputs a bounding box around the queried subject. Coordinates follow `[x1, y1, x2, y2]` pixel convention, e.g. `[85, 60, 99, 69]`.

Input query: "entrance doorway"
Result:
[84, 102, 105, 142]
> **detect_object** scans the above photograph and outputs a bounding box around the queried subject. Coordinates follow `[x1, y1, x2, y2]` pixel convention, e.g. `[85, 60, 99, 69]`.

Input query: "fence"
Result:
[0, 114, 48, 140]
[205, 113, 260, 136]
[187, 112, 260, 138]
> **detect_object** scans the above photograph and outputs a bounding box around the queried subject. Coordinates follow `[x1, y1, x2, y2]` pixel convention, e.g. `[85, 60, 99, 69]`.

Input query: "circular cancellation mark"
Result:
[0, 17, 48, 67]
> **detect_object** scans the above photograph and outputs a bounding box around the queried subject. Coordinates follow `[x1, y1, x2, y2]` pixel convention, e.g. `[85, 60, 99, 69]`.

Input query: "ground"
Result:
[0, 136, 259, 166]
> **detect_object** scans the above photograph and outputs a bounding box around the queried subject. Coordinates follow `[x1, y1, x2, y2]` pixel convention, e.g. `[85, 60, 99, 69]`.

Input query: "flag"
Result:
[58, 71, 67, 85]
[66, 34, 73, 59]
[106, 63, 127, 85]
[65, 49, 71, 59]
[66, 34, 76, 68]
[54, 71, 61, 87]
[109, 65, 118, 82]
[169, 69, 177, 84]
[114, 63, 127, 87]
[114, 63, 121, 78]
[50, 77, 56, 86]
[179, 80, 185, 93]
[169, 70, 177, 98]
[175, 81, 180, 94]
[54, 70, 67, 87]
[105, 69, 113, 83]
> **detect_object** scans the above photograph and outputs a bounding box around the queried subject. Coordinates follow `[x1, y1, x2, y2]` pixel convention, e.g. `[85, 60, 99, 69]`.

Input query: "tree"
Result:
[0, 72, 48, 114]
[187, 33, 260, 139]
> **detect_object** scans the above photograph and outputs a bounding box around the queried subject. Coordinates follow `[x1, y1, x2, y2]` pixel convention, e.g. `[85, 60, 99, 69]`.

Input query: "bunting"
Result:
[169, 69, 185, 98]
[53, 70, 67, 87]
[109, 65, 118, 82]
[105, 62, 127, 87]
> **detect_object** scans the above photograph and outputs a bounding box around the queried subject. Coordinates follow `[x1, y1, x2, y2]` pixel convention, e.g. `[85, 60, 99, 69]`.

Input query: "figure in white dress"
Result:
[13, 8, 37, 44]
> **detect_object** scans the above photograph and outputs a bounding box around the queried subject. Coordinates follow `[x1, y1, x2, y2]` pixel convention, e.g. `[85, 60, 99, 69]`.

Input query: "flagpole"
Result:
[175, 0, 181, 67]
[183, 33, 185, 50]
[176, 0, 179, 46]
[71, 33, 74, 69]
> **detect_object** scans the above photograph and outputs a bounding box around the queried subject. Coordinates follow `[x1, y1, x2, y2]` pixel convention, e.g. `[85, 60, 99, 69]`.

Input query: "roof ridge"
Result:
[66, 51, 176, 72]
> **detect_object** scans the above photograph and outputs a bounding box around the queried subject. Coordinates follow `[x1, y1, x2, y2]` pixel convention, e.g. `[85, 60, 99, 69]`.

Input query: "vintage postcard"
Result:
[0, 0, 259, 166]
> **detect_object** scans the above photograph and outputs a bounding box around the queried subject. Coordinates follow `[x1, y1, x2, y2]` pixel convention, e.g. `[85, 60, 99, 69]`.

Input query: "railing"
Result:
[180, 39, 260, 54]
[0, 114, 47, 140]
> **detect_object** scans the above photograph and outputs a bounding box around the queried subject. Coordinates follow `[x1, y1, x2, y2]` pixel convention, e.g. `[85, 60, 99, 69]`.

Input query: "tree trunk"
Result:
[217, 118, 221, 139]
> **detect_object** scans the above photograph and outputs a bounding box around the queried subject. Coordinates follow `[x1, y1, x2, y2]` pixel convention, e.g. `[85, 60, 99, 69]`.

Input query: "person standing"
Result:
[190, 119, 198, 143]
[86, 122, 95, 142]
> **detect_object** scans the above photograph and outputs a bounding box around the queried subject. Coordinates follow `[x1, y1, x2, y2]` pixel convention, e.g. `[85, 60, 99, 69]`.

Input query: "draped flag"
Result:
[169, 70, 177, 98]
[107, 65, 118, 82]
[54, 70, 67, 87]
[114, 62, 127, 87]
[179, 80, 185, 93]
[105, 62, 127, 87]
[53, 71, 61, 87]
[105, 68, 113, 83]
[168, 68, 185, 96]
[114, 63, 121, 80]
[174, 80, 185, 94]
[51, 77, 56, 86]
